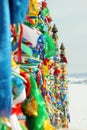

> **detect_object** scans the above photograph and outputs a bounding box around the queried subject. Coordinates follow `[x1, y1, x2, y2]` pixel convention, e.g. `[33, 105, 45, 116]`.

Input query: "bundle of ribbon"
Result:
[0, 0, 70, 129]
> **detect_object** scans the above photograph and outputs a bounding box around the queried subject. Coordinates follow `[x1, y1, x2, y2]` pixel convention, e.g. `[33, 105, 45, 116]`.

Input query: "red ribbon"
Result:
[12, 104, 22, 115]
[26, 16, 34, 25]
[20, 71, 31, 97]
[10, 24, 18, 39]
[17, 25, 23, 63]
[42, 1, 47, 8]
[37, 70, 41, 86]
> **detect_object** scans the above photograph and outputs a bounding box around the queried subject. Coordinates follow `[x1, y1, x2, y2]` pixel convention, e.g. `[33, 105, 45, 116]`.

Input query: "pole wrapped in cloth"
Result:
[0, 0, 29, 118]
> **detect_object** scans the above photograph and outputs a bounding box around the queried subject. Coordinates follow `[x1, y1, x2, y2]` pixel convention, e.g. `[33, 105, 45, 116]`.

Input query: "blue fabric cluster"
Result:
[0, 0, 29, 117]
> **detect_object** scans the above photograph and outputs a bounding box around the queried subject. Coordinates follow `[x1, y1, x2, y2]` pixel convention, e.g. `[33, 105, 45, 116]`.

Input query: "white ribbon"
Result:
[23, 24, 41, 47]
[10, 114, 22, 130]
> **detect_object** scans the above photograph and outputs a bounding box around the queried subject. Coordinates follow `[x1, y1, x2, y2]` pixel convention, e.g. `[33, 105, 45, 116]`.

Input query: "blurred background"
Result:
[47, 0, 87, 74]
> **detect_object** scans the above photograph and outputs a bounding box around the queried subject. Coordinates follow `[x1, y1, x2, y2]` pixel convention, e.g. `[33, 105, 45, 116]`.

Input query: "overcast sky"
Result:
[47, 0, 87, 74]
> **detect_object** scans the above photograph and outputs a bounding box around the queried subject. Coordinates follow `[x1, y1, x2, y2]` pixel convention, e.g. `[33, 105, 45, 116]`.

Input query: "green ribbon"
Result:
[21, 43, 33, 56]
[0, 119, 7, 130]
[26, 74, 49, 130]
